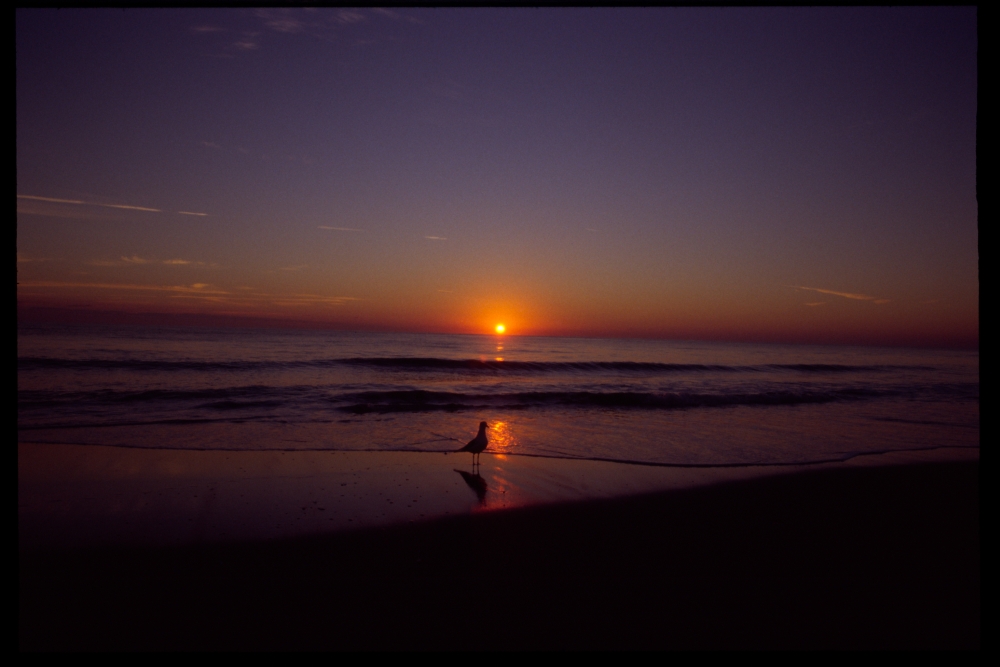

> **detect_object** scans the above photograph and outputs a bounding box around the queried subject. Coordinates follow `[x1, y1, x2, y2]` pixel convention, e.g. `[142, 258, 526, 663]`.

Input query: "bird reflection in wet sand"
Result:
[454, 469, 488, 505]
[457, 421, 488, 468]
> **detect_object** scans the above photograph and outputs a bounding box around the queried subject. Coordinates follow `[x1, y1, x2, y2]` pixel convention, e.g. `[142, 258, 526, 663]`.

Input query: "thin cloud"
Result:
[251, 8, 409, 45]
[18, 194, 161, 213]
[18, 195, 86, 205]
[200, 8, 412, 62]
[262, 18, 305, 33]
[277, 264, 309, 272]
[17, 280, 229, 295]
[804, 302, 826, 307]
[104, 203, 161, 212]
[424, 236, 447, 241]
[17, 253, 54, 263]
[89, 256, 207, 267]
[794, 286, 889, 304]
[255, 8, 308, 33]
[18, 280, 358, 310]
[335, 9, 366, 24]
[178, 211, 208, 216]
[265, 293, 358, 307]
[369, 8, 424, 24]
[318, 226, 362, 232]
[371, 8, 403, 20]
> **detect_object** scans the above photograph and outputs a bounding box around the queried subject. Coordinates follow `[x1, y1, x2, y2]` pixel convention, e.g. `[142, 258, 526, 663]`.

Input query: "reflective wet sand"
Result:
[19, 441, 977, 550]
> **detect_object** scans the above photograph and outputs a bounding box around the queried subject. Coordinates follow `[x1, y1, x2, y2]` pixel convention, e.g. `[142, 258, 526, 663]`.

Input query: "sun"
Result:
[495, 324, 506, 334]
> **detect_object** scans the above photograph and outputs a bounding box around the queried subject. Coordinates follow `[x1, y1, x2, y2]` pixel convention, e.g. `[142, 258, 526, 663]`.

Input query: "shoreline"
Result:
[19, 443, 979, 649]
[19, 441, 977, 550]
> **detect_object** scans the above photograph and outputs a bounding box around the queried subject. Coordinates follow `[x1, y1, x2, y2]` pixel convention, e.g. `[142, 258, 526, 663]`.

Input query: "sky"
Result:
[16, 8, 978, 347]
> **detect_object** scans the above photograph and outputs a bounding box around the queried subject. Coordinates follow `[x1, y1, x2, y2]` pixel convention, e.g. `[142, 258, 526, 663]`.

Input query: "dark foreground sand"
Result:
[20, 460, 978, 650]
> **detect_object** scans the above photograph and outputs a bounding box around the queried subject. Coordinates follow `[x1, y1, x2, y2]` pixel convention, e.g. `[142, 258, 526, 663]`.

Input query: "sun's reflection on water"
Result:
[488, 420, 517, 454]
[452, 420, 520, 511]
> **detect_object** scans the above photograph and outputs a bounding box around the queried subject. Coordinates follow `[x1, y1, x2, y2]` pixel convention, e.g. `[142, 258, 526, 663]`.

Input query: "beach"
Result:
[18, 326, 980, 649]
[19, 442, 979, 650]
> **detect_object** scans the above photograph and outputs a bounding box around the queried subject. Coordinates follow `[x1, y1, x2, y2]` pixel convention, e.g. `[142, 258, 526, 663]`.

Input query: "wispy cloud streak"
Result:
[17, 195, 159, 213]
[18, 281, 358, 309]
[19, 194, 208, 217]
[795, 286, 889, 304]
[17, 280, 228, 295]
[88, 256, 208, 267]
[102, 203, 161, 212]
[17, 195, 86, 205]
[17, 253, 54, 263]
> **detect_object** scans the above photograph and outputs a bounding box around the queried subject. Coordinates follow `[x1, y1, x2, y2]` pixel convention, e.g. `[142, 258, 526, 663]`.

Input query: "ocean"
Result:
[17, 323, 979, 467]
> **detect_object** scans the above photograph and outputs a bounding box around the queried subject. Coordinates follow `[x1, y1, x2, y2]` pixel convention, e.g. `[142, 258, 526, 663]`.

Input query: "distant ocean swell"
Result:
[18, 382, 978, 423]
[17, 356, 935, 374]
[335, 388, 891, 413]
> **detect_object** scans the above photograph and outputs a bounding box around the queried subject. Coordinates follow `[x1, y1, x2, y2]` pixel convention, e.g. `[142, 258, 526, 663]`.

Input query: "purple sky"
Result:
[16, 8, 978, 347]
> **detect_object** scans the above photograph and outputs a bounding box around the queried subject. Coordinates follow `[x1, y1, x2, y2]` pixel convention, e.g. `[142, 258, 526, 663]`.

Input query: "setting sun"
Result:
[495, 324, 506, 334]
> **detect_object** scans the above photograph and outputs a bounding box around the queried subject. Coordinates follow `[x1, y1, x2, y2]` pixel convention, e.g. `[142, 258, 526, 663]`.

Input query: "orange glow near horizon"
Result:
[15, 282, 980, 349]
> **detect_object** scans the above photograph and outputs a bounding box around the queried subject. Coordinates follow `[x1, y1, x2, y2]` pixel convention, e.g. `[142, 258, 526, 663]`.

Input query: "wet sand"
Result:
[19, 442, 840, 550]
[19, 443, 979, 649]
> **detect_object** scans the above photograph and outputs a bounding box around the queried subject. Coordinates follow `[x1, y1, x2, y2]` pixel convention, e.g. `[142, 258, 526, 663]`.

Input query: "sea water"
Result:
[17, 324, 979, 467]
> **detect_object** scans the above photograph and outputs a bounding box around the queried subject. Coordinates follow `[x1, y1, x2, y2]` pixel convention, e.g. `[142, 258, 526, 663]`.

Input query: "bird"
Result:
[457, 421, 488, 467]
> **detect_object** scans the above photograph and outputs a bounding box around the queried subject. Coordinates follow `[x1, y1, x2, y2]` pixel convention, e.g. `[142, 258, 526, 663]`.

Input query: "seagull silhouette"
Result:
[457, 421, 488, 466]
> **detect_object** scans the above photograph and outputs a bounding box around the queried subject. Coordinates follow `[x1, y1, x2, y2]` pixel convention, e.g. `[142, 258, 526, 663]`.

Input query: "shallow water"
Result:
[18, 324, 979, 466]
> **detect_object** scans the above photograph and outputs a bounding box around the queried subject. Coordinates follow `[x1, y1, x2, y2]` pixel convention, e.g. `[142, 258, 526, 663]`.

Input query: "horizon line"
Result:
[15, 304, 979, 351]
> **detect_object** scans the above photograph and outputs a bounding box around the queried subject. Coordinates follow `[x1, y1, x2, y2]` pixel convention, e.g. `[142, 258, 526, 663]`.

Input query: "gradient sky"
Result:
[16, 8, 978, 347]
